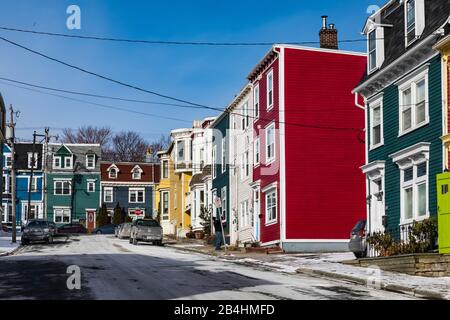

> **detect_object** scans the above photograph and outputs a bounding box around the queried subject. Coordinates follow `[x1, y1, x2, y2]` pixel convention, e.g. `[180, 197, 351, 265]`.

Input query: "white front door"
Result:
[369, 179, 385, 234]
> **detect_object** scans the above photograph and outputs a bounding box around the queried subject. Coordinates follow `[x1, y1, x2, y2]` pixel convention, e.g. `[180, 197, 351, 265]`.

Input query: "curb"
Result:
[0, 244, 22, 257]
[166, 244, 220, 257]
[296, 267, 447, 300]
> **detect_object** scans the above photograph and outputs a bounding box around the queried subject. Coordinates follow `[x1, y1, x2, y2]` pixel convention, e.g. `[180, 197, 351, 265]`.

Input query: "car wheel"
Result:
[129, 237, 132, 244]
[22, 239, 29, 246]
[354, 252, 365, 259]
[133, 237, 138, 245]
[47, 236, 53, 244]
[96, 230, 102, 235]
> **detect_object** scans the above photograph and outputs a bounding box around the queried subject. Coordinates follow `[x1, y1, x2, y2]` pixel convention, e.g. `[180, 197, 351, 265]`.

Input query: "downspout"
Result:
[354, 92, 365, 110]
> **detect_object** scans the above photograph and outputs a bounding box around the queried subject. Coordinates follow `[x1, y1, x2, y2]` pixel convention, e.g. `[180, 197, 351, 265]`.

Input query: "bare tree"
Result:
[147, 134, 171, 162]
[112, 131, 149, 162]
[62, 126, 112, 146]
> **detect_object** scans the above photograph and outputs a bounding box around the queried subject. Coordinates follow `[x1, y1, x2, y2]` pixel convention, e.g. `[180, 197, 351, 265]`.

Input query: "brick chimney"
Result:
[319, 16, 338, 50]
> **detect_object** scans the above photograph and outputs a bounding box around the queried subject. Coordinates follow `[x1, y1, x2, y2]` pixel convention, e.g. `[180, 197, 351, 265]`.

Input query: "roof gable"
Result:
[55, 144, 73, 156]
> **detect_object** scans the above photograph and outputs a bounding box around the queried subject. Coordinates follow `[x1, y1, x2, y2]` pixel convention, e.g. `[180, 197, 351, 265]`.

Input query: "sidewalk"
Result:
[0, 231, 21, 256]
[168, 242, 450, 300]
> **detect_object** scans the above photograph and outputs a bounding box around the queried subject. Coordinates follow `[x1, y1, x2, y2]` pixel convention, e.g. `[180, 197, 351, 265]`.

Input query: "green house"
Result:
[46, 144, 101, 226]
[354, 2, 449, 241]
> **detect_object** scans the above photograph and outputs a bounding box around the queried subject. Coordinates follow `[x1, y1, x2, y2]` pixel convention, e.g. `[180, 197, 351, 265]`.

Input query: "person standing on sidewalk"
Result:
[213, 217, 223, 251]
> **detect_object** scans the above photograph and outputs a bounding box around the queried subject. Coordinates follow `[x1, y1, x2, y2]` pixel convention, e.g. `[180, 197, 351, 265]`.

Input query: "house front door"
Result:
[86, 210, 96, 232]
[437, 172, 450, 254]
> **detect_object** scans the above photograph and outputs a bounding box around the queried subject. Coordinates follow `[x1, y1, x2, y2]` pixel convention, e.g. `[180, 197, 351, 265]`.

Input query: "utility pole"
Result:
[27, 131, 37, 220]
[8, 106, 17, 243]
[43, 128, 49, 220]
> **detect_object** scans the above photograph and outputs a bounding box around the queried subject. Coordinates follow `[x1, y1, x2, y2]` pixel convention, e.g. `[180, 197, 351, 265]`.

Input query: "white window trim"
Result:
[5, 155, 12, 168]
[53, 207, 71, 224]
[28, 176, 39, 192]
[131, 166, 143, 180]
[254, 84, 260, 119]
[104, 187, 114, 203]
[400, 160, 429, 225]
[54, 180, 71, 196]
[64, 156, 73, 169]
[22, 202, 43, 220]
[221, 186, 227, 222]
[86, 154, 96, 169]
[264, 187, 278, 226]
[129, 188, 145, 204]
[161, 191, 170, 221]
[27, 152, 39, 169]
[53, 156, 62, 169]
[404, 0, 425, 48]
[87, 181, 96, 193]
[265, 122, 276, 164]
[212, 146, 217, 179]
[161, 160, 169, 179]
[221, 138, 226, 174]
[254, 138, 260, 167]
[369, 96, 384, 150]
[267, 69, 274, 111]
[398, 67, 429, 137]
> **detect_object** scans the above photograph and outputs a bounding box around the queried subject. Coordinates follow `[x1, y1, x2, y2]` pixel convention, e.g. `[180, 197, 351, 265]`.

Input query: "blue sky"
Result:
[0, 0, 385, 142]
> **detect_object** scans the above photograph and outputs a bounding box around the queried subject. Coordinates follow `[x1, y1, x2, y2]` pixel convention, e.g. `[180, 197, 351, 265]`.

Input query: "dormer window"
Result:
[64, 156, 73, 169]
[405, 0, 425, 47]
[368, 30, 377, 72]
[109, 168, 117, 179]
[132, 166, 143, 180]
[86, 154, 95, 169]
[53, 157, 62, 169]
[177, 140, 185, 162]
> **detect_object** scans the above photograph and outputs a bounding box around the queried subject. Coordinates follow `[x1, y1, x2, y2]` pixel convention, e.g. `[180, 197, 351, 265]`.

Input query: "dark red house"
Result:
[250, 23, 367, 252]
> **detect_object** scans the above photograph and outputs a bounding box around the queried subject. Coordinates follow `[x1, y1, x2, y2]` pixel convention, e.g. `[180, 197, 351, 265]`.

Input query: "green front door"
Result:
[437, 172, 450, 254]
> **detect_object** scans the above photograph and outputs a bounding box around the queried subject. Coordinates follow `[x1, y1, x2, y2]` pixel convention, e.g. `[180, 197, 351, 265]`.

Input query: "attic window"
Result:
[132, 168, 142, 180]
[406, 0, 416, 44]
[368, 30, 377, 72]
[86, 154, 95, 169]
[109, 168, 117, 179]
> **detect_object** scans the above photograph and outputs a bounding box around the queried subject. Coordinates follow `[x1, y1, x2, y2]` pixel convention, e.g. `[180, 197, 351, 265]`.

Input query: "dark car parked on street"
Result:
[93, 224, 117, 235]
[349, 219, 367, 259]
[22, 220, 57, 245]
[57, 223, 87, 235]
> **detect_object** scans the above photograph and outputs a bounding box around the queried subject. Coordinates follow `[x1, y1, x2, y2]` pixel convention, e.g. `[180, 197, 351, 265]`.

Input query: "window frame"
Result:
[53, 156, 62, 169]
[27, 152, 39, 169]
[64, 156, 73, 169]
[400, 161, 429, 224]
[369, 97, 384, 149]
[54, 180, 71, 196]
[104, 187, 114, 203]
[265, 122, 276, 164]
[162, 160, 169, 179]
[129, 188, 145, 204]
[87, 181, 95, 193]
[221, 138, 226, 174]
[267, 70, 274, 110]
[398, 68, 429, 136]
[53, 208, 71, 224]
[254, 84, 260, 119]
[264, 187, 277, 225]
[86, 154, 96, 169]
[161, 191, 170, 221]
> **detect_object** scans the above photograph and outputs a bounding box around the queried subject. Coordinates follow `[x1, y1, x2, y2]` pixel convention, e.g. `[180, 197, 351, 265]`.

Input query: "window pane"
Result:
[407, 0, 416, 30]
[404, 187, 413, 220]
[373, 125, 381, 145]
[373, 107, 381, 126]
[404, 168, 414, 182]
[417, 162, 427, 177]
[417, 183, 427, 217]
[416, 101, 426, 124]
[403, 108, 412, 131]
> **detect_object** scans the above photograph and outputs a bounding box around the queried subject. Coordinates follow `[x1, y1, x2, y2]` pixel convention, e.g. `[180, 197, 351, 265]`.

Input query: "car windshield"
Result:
[27, 221, 48, 228]
[352, 220, 366, 232]
[137, 220, 159, 227]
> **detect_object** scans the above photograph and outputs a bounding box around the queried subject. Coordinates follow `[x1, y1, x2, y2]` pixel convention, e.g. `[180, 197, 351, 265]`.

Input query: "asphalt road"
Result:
[0, 235, 420, 300]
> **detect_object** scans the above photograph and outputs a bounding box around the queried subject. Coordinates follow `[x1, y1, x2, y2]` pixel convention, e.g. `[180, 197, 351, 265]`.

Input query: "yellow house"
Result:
[157, 128, 194, 237]
[434, 36, 450, 170]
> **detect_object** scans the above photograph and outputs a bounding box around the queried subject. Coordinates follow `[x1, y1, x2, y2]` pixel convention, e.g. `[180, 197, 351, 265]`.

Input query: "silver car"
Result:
[117, 223, 132, 239]
[129, 219, 163, 246]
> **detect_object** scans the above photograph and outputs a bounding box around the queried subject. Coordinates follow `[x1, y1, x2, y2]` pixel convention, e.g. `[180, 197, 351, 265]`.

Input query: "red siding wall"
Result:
[253, 58, 281, 244]
[283, 48, 367, 240]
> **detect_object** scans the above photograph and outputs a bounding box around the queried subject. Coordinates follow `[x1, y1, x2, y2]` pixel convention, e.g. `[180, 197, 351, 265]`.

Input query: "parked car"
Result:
[117, 223, 132, 239]
[22, 220, 57, 245]
[57, 223, 87, 235]
[130, 219, 163, 246]
[349, 219, 367, 259]
[93, 224, 117, 235]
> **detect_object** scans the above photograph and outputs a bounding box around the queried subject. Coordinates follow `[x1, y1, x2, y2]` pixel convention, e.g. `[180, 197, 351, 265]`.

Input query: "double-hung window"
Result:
[161, 191, 169, 221]
[86, 154, 95, 169]
[242, 102, 249, 130]
[87, 181, 95, 193]
[54, 180, 71, 195]
[406, 0, 416, 45]
[54, 208, 71, 223]
[254, 138, 260, 166]
[265, 188, 277, 224]
[402, 161, 428, 222]
[221, 139, 226, 173]
[266, 123, 276, 163]
[221, 187, 227, 222]
[30, 177, 38, 192]
[370, 97, 383, 148]
[267, 70, 274, 110]
[28, 153, 38, 169]
[368, 30, 377, 72]
[162, 160, 169, 179]
[254, 85, 260, 118]
[129, 188, 145, 203]
[64, 156, 73, 169]
[399, 69, 428, 135]
[104, 187, 113, 203]
[53, 157, 61, 169]
[212, 146, 217, 179]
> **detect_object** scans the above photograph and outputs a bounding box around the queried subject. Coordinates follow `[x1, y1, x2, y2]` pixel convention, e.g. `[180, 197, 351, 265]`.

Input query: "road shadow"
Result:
[0, 252, 275, 300]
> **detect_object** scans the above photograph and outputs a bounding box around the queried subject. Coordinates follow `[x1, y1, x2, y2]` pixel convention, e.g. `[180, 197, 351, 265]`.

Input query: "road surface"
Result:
[0, 235, 419, 300]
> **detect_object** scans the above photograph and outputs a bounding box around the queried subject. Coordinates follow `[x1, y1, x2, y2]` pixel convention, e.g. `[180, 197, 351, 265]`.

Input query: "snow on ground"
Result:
[0, 231, 20, 255]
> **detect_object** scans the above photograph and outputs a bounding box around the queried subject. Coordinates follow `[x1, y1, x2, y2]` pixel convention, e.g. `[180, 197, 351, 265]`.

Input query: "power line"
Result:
[0, 80, 191, 123]
[0, 36, 364, 132]
[0, 26, 368, 46]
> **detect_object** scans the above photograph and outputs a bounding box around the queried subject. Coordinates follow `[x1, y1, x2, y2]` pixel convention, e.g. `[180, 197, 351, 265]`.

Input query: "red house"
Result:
[250, 19, 367, 252]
